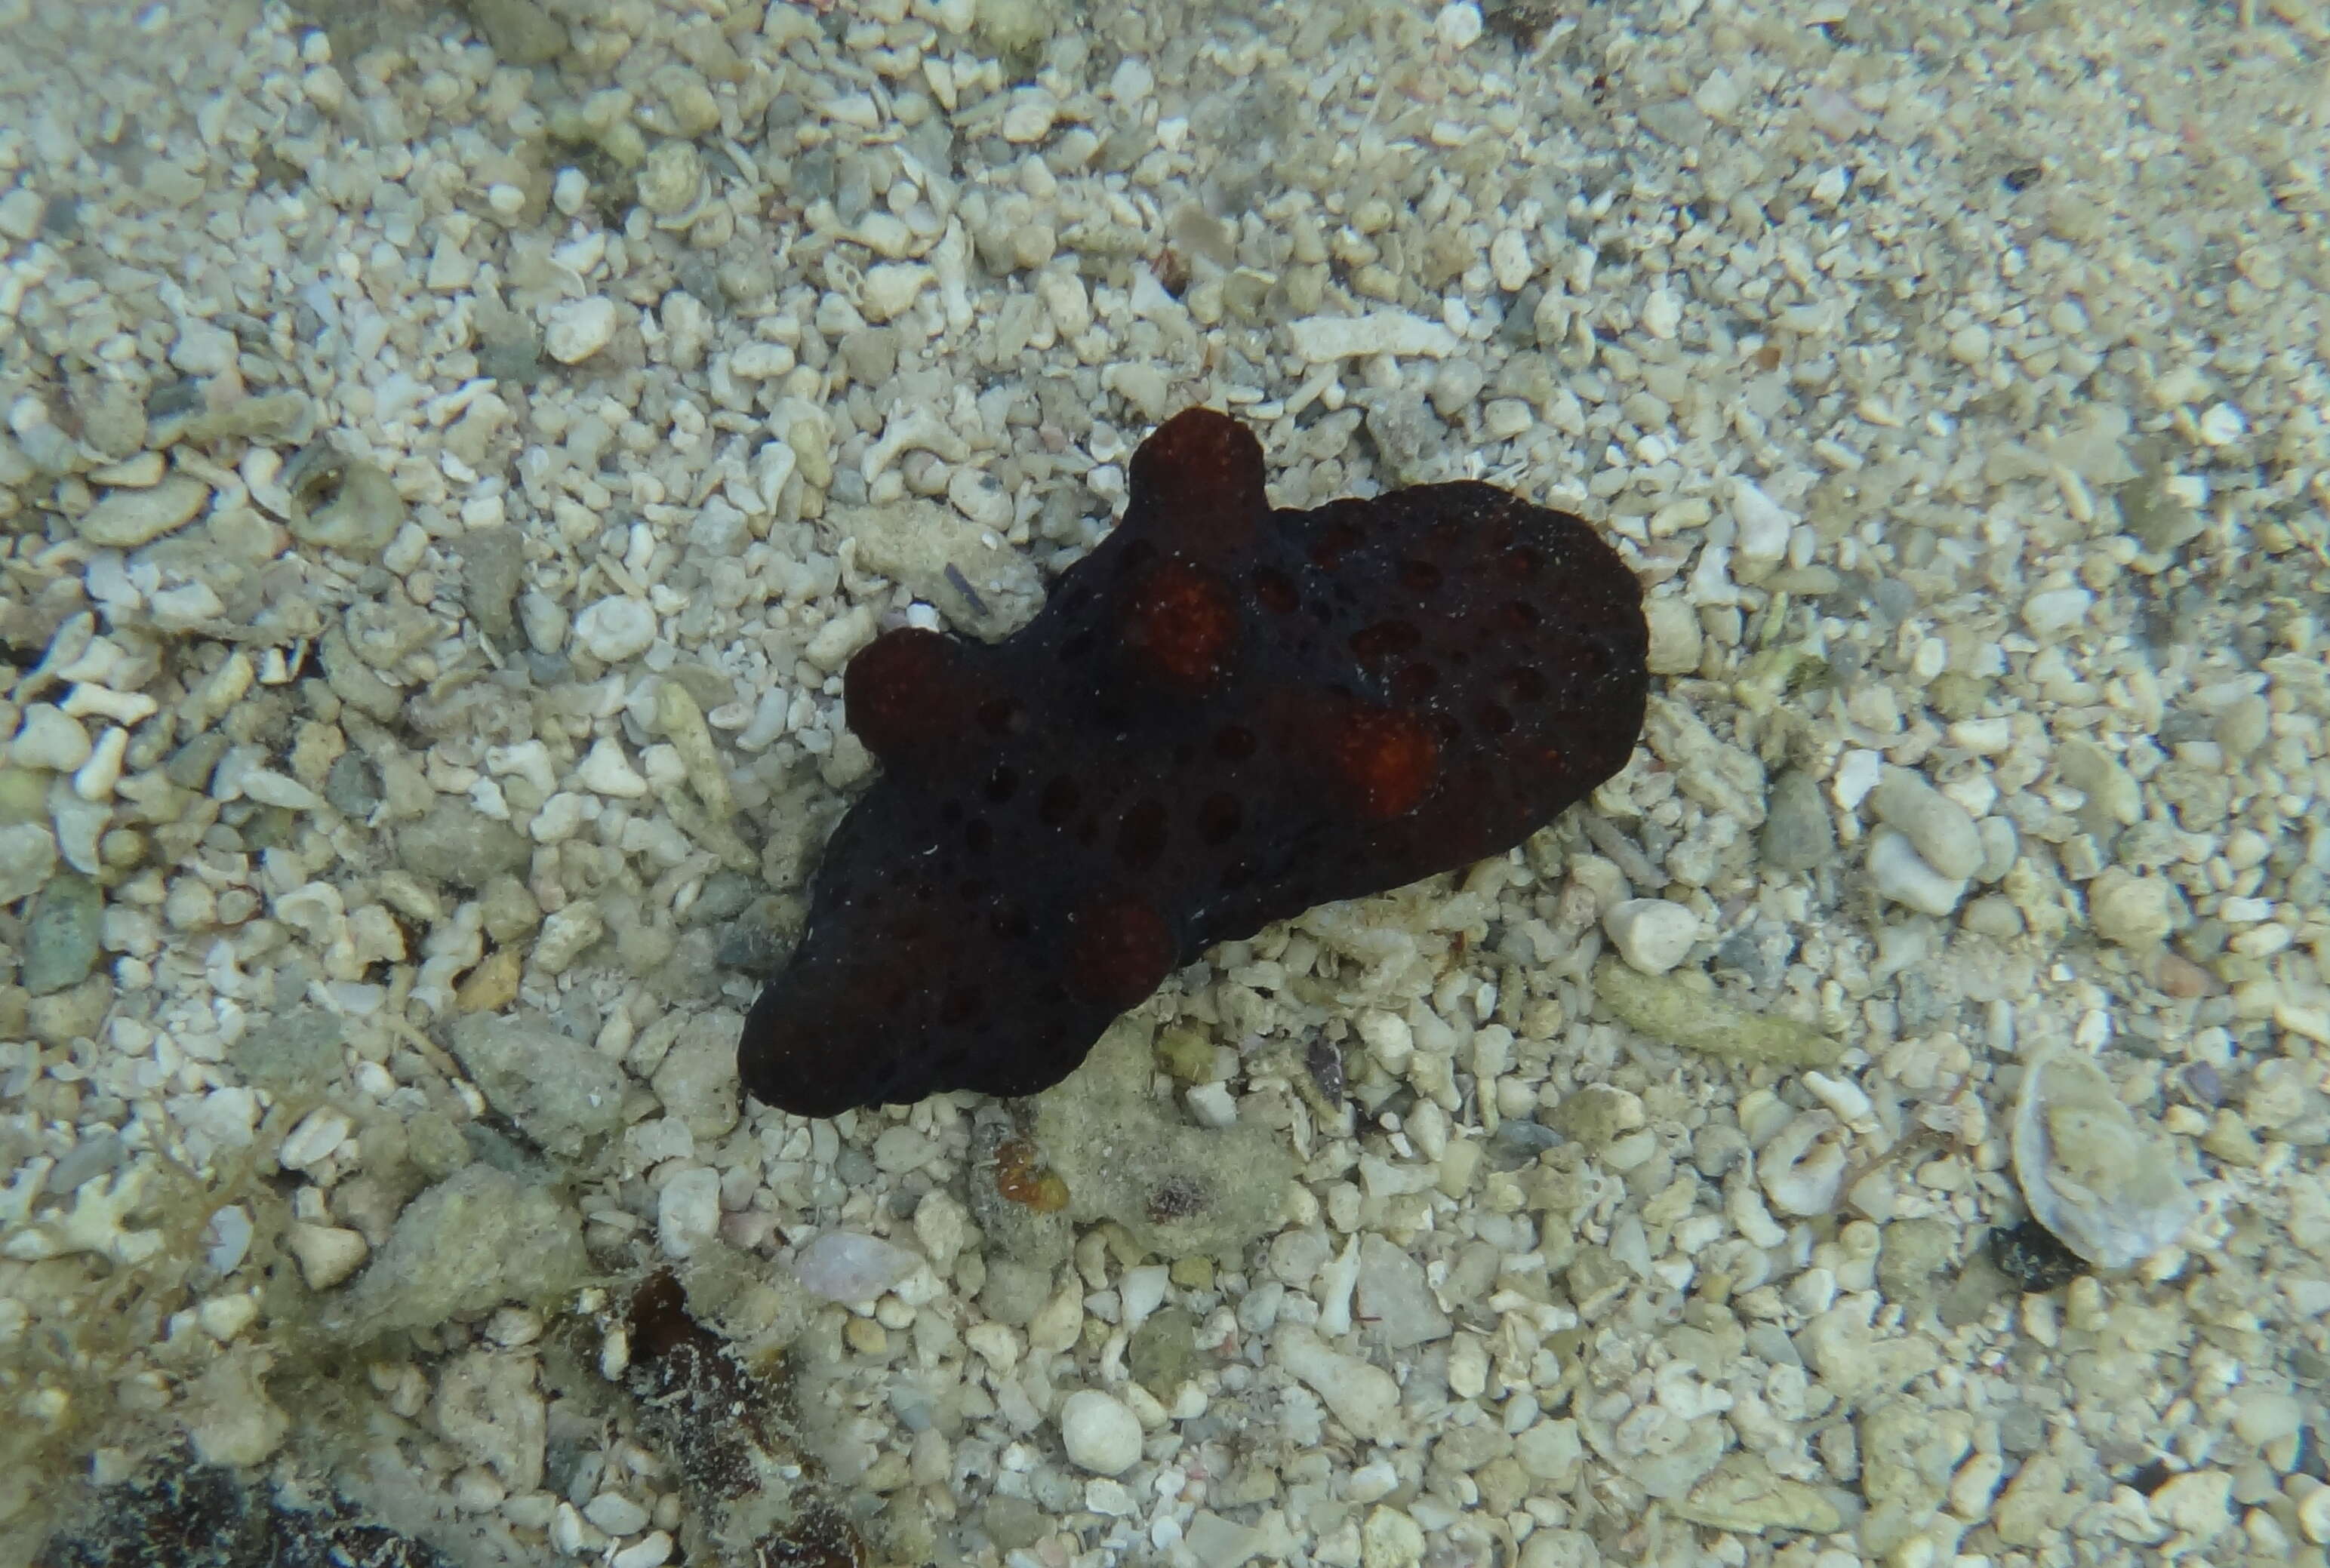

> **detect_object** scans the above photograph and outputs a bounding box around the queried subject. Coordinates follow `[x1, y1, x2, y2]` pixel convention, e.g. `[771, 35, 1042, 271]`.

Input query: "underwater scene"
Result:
[2, 1, 2328, 1565]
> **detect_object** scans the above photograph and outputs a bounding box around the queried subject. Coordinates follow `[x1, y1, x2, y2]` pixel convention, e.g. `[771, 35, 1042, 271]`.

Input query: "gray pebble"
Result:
[682, 872, 758, 929]
[983, 1495, 1048, 1551]
[460, 526, 527, 641]
[1713, 921, 1791, 991]
[328, 1165, 587, 1336]
[1486, 1118, 1562, 1170]
[1997, 1401, 2048, 1455]
[447, 1013, 626, 1161]
[1691, 1123, 1750, 1179]
[319, 626, 405, 724]
[1761, 770, 1834, 872]
[478, 875, 543, 943]
[1356, 1234, 1453, 1349]
[230, 1007, 347, 1097]
[323, 752, 383, 817]
[43, 1130, 127, 1194]
[2215, 694, 2270, 759]
[397, 798, 530, 887]
[468, 0, 567, 65]
[1128, 1304, 1202, 1394]
[164, 727, 232, 787]
[1361, 391, 1440, 484]
[839, 326, 898, 385]
[0, 822, 59, 905]
[649, 1013, 742, 1139]
[978, 1258, 1054, 1327]
[23, 873, 102, 996]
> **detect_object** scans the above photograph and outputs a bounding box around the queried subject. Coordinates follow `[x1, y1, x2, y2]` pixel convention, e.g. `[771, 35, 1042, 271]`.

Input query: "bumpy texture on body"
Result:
[740, 407, 1649, 1117]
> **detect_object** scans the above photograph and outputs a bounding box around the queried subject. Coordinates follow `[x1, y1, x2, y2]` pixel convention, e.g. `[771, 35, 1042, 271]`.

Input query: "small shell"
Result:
[2011, 1048, 2196, 1269]
[1758, 1109, 1847, 1217]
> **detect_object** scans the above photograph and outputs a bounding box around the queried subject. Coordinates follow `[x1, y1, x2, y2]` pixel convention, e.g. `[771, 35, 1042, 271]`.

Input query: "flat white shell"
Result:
[2011, 1048, 2197, 1270]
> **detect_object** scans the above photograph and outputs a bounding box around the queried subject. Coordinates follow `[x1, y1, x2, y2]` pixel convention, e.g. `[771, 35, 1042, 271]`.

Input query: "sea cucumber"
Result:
[739, 407, 1649, 1117]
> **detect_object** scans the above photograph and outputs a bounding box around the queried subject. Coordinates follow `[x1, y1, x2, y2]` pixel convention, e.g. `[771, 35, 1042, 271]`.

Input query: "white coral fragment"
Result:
[2, 1165, 165, 1265]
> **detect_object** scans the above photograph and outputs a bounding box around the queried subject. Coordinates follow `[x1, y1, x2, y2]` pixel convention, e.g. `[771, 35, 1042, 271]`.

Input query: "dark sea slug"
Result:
[740, 407, 1649, 1117]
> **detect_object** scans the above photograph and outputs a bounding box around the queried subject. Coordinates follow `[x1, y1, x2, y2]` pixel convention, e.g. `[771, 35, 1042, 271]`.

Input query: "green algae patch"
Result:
[1593, 958, 1842, 1068]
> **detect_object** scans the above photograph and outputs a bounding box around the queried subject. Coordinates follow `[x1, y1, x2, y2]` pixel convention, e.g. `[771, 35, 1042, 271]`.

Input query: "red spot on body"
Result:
[1121, 560, 1239, 692]
[1332, 705, 1440, 820]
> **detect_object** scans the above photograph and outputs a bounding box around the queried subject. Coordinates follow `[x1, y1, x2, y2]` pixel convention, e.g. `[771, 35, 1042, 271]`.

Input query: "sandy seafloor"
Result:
[3, 0, 2330, 1564]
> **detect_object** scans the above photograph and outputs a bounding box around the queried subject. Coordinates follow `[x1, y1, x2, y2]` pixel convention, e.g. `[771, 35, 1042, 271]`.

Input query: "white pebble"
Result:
[1602, 898, 1701, 975]
[1285, 311, 1457, 362]
[549, 1502, 602, 1556]
[0, 186, 41, 241]
[1106, 56, 1152, 101]
[1356, 1010, 1412, 1073]
[75, 475, 211, 549]
[859, 263, 931, 323]
[0, 822, 59, 904]
[2149, 1471, 2230, 1536]
[552, 168, 588, 217]
[729, 341, 797, 380]
[1483, 399, 1536, 439]
[12, 703, 92, 771]
[1184, 1081, 1238, 1129]
[1694, 69, 1744, 121]
[1730, 478, 1794, 564]
[1000, 88, 1057, 143]
[1119, 1265, 1169, 1329]
[1759, 1111, 1846, 1216]
[61, 684, 158, 726]
[287, 1222, 368, 1290]
[655, 1166, 721, 1260]
[574, 595, 657, 662]
[1639, 287, 1681, 340]
[2196, 402, 2245, 445]
[1060, 1389, 1143, 1476]
[1433, 1, 1484, 51]
[2022, 586, 2094, 637]
[243, 770, 323, 810]
[792, 1230, 921, 1302]
[913, 1191, 969, 1269]
[1274, 1326, 1400, 1440]
[1868, 767, 1984, 881]
[583, 1493, 651, 1536]
[1489, 229, 1533, 292]
[530, 792, 592, 844]
[947, 466, 1014, 528]
[1866, 826, 1968, 917]
[543, 297, 620, 364]
[1830, 749, 1884, 811]
[278, 1108, 352, 1171]
[1948, 323, 1992, 364]
[171, 318, 238, 377]
[610, 1532, 673, 1568]
[577, 737, 649, 798]
[2299, 1478, 2330, 1544]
